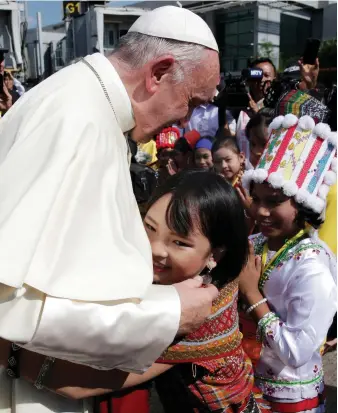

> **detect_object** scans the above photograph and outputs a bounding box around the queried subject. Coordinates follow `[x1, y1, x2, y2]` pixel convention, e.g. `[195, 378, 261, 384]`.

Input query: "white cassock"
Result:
[0, 53, 180, 412]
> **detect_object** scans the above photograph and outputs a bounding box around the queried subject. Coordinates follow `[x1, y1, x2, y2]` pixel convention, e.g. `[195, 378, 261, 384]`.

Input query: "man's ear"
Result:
[146, 56, 175, 93]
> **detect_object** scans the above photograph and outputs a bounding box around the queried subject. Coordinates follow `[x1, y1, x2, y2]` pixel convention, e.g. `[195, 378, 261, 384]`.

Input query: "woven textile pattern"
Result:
[275, 89, 330, 124]
[158, 279, 243, 363]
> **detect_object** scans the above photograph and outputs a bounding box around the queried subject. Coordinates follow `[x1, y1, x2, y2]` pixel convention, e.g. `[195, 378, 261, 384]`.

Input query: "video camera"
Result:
[213, 67, 263, 131]
[214, 67, 263, 111]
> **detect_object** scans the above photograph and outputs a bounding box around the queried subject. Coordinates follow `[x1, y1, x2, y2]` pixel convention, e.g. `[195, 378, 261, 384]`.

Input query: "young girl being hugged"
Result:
[240, 114, 337, 412]
[5, 170, 270, 413]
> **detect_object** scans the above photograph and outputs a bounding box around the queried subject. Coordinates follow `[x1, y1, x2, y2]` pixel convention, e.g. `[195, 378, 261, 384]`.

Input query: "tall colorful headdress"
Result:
[243, 114, 337, 214]
[274, 89, 330, 124]
[156, 127, 180, 150]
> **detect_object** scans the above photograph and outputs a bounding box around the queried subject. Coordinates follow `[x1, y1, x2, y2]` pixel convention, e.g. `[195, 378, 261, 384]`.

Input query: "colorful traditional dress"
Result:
[156, 280, 271, 413]
[242, 232, 336, 413]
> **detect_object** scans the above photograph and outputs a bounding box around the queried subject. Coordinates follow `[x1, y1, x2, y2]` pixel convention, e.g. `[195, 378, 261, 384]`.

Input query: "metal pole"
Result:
[24, 1, 29, 23]
[72, 17, 76, 59]
[36, 12, 44, 79]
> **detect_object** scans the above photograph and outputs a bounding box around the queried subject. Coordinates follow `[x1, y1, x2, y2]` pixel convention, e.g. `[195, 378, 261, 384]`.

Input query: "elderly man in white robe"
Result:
[0, 6, 221, 413]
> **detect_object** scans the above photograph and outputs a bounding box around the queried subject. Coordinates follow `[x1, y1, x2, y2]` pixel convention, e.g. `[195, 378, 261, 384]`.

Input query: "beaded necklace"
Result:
[259, 229, 308, 291]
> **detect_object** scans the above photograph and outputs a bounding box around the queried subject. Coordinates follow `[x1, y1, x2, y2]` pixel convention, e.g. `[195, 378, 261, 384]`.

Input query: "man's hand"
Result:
[174, 276, 218, 337]
[298, 58, 319, 90]
[247, 93, 259, 114]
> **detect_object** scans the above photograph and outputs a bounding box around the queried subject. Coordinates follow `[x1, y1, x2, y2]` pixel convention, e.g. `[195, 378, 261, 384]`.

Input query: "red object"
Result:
[156, 127, 180, 150]
[184, 129, 201, 149]
[269, 391, 325, 412]
[97, 389, 150, 413]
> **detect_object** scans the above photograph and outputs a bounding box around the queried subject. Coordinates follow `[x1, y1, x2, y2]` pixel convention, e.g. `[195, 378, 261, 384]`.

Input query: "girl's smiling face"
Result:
[251, 183, 299, 243]
[213, 147, 244, 181]
[144, 193, 212, 285]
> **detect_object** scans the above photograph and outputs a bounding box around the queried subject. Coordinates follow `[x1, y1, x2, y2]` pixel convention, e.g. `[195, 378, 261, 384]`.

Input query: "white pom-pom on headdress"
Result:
[283, 181, 299, 197]
[313, 123, 331, 140]
[242, 170, 254, 189]
[331, 158, 337, 173]
[268, 116, 284, 135]
[282, 114, 298, 128]
[295, 188, 308, 205]
[327, 132, 337, 147]
[323, 170, 337, 186]
[253, 169, 268, 183]
[267, 172, 284, 188]
[318, 184, 330, 200]
[298, 115, 315, 131]
[306, 195, 325, 214]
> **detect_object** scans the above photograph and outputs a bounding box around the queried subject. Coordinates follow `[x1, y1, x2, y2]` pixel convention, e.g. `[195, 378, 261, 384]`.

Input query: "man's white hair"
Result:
[112, 32, 206, 82]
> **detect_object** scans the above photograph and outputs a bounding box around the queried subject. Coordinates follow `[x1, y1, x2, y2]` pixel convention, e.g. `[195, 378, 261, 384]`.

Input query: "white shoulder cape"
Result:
[0, 53, 153, 301]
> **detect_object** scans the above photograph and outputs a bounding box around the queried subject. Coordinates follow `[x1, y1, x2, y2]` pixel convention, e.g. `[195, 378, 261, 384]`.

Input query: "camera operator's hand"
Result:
[247, 93, 259, 114]
[298, 58, 319, 90]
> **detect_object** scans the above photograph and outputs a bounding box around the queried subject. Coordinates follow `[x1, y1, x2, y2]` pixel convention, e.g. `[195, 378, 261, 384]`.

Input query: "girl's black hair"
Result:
[147, 169, 249, 286]
[250, 182, 323, 230]
[245, 113, 273, 144]
[211, 136, 241, 155]
[294, 203, 323, 230]
[174, 138, 193, 154]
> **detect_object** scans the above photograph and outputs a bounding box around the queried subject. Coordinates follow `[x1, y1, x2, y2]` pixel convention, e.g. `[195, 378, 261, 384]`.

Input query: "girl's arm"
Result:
[240, 250, 337, 369]
[18, 346, 172, 400]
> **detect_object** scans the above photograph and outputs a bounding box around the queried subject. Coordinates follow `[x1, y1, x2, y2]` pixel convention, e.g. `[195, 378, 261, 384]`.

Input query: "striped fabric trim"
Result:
[269, 392, 325, 413]
[268, 124, 298, 174]
[296, 136, 323, 188]
[307, 143, 334, 194]
[255, 371, 323, 386]
[259, 129, 285, 170]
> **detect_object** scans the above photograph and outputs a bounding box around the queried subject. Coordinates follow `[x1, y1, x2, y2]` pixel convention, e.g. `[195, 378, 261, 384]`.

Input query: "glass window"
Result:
[238, 58, 249, 70]
[225, 35, 238, 46]
[238, 46, 254, 58]
[225, 21, 238, 35]
[239, 33, 253, 45]
[217, 10, 255, 72]
[238, 18, 253, 33]
[225, 45, 238, 57]
[104, 23, 116, 48]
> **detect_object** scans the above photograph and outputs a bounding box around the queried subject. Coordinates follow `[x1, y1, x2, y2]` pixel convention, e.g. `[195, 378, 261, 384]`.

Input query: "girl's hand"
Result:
[236, 184, 253, 213]
[167, 158, 178, 176]
[239, 242, 261, 298]
[3, 83, 11, 100]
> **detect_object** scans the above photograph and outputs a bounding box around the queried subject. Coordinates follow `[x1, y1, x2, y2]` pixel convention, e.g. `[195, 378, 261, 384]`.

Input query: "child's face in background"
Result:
[251, 183, 299, 241]
[213, 147, 244, 181]
[173, 150, 191, 170]
[248, 125, 269, 167]
[158, 148, 173, 168]
[194, 148, 213, 170]
[144, 193, 212, 285]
